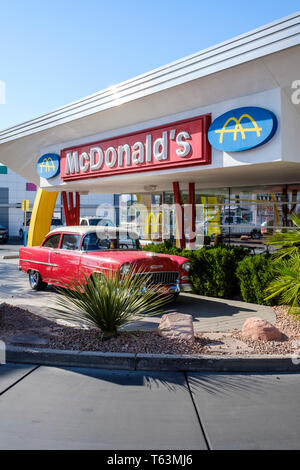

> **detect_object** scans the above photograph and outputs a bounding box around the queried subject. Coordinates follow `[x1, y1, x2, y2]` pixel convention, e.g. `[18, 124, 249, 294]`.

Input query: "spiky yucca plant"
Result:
[52, 269, 171, 337]
[265, 213, 300, 318]
[266, 213, 300, 260]
[265, 252, 300, 318]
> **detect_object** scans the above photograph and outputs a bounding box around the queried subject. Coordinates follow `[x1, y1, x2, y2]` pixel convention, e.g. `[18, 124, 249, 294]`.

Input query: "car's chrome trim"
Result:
[19, 258, 58, 267]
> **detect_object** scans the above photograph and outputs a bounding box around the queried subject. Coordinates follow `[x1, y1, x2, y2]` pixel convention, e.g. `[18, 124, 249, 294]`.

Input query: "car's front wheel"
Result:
[28, 270, 48, 291]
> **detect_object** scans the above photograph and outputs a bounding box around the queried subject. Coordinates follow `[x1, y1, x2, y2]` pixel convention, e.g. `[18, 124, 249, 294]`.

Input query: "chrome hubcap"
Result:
[30, 271, 38, 287]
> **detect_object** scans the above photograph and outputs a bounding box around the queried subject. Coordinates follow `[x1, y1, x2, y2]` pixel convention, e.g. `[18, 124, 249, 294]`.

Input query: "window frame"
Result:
[60, 233, 82, 251]
[41, 233, 62, 249]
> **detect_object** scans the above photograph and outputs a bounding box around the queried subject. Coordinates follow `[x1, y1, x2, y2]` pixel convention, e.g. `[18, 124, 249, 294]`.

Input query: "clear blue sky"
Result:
[0, 0, 299, 130]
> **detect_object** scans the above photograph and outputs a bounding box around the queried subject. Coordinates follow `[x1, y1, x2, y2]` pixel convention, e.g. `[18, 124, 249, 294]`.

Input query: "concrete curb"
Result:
[5, 346, 300, 372]
[6, 346, 135, 370]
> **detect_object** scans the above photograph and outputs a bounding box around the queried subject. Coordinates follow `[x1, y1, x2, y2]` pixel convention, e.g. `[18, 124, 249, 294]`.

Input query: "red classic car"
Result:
[19, 226, 192, 298]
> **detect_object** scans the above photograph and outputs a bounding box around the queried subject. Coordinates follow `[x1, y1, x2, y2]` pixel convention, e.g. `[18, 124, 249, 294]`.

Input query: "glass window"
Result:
[81, 231, 140, 251]
[80, 219, 88, 226]
[61, 234, 81, 251]
[120, 185, 300, 252]
[42, 234, 61, 249]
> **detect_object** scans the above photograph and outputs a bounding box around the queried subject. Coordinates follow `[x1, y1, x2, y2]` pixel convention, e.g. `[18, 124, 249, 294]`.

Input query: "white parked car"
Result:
[19, 218, 63, 240]
[80, 216, 115, 227]
[221, 216, 262, 239]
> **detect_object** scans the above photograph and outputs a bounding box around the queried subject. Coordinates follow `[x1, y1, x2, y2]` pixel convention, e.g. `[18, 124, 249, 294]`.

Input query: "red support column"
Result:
[188, 182, 196, 247]
[172, 181, 185, 250]
[62, 192, 80, 226]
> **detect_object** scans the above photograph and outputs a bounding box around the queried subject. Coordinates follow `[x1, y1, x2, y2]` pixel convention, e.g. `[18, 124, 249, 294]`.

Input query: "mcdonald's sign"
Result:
[208, 107, 278, 152]
[37, 153, 60, 179]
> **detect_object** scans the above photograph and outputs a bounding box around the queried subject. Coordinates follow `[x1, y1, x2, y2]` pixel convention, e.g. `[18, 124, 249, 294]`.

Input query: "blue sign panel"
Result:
[37, 153, 60, 179]
[208, 107, 278, 152]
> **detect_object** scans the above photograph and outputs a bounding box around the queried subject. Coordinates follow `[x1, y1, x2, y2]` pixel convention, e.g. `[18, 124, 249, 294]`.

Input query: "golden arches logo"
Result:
[39, 157, 56, 173]
[144, 212, 162, 234]
[215, 114, 262, 144]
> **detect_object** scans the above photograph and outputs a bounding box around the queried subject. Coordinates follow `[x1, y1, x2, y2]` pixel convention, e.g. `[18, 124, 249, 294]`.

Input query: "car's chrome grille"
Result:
[135, 271, 179, 285]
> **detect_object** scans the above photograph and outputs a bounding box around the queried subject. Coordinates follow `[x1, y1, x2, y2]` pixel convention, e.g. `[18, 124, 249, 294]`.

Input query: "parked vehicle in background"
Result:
[19, 218, 63, 240]
[19, 226, 192, 299]
[0, 225, 9, 244]
[221, 216, 262, 239]
[80, 216, 115, 227]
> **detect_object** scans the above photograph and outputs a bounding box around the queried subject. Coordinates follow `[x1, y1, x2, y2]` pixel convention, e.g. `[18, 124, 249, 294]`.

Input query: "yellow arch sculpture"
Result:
[27, 188, 58, 247]
[144, 212, 162, 236]
[215, 114, 262, 143]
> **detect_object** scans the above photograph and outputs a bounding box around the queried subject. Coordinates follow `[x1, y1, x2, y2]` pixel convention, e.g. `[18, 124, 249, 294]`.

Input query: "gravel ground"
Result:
[0, 303, 211, 355]
[1, 302, 300, 356]
[232, 306, 300, 355]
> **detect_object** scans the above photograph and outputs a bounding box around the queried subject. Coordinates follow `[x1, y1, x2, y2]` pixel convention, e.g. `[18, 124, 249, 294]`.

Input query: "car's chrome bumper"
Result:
[142, 281, 193, 295]
[155, 283, 180, 295]
[180, 283, 193, 292]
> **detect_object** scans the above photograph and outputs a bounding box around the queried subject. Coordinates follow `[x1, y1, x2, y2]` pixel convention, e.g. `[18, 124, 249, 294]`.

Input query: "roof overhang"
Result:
[0, 11, 299, 189]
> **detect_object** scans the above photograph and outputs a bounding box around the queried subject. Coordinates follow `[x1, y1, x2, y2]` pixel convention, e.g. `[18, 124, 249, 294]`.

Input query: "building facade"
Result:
[0, 12, 299, 248]
[0, 164, 116, 237]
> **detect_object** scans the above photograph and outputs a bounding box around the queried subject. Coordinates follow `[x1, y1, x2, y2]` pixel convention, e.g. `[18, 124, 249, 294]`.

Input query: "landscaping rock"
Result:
[158, 313, 195, 343]
[241, 317, 283, 342]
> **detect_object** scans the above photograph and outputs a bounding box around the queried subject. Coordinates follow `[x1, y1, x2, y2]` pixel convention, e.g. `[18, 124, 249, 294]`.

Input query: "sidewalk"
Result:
[0, 257, 275, 333]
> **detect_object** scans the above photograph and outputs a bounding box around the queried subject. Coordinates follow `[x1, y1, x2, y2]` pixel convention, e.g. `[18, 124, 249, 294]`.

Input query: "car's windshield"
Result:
[81, 231, 140, 251]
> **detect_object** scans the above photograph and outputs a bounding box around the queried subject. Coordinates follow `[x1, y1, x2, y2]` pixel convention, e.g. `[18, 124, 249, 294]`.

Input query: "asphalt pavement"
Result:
[0, 363, 299, 450]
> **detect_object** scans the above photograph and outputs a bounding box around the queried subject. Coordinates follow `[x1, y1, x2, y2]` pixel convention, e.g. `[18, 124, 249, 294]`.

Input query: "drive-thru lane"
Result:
[0, 364, 299, 450]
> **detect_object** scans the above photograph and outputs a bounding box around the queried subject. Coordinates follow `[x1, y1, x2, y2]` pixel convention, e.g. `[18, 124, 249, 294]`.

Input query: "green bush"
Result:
[236, 254, 275, 305]
[185, 246, 246, 298]
[142, 240, 181, 256]
[143, 242, 249, 299]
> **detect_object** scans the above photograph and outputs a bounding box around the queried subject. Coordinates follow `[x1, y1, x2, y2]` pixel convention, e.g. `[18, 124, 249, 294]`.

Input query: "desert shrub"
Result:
[51, 270, 170, 337]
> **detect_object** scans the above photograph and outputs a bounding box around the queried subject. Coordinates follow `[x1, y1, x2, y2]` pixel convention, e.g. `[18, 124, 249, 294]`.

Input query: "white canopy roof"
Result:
[0, 11, 300, 191]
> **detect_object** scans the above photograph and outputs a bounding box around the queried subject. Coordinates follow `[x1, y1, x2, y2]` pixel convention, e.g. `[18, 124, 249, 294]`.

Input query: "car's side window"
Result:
[82, 233, 100, 251]
[42, 234, 61, 249]
[80, 219, 88, 226]
[61, 234, 81, 251]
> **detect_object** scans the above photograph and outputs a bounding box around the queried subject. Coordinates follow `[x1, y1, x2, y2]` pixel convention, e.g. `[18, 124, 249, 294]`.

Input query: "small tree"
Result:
[265, 214, 300, 318]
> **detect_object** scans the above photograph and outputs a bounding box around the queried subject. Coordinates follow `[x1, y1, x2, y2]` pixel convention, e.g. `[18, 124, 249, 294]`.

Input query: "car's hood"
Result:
[83, 250, 187, 270]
